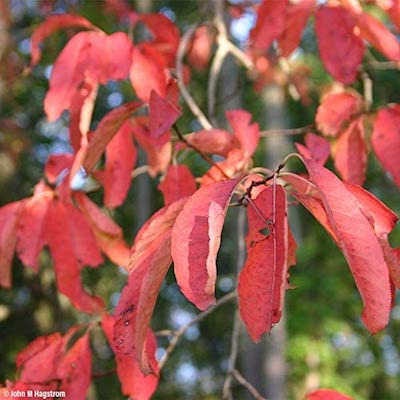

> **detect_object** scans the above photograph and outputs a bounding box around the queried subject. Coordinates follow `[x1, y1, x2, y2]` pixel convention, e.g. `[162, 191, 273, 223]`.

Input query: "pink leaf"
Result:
[113, 198, 187, 373]
[185, 129, 235, 158]
[315, 6, 364, 84]
[372, 105, 400, 187]
[187, 26, 214, 71]
[238, 185, 288, 341]
[0, 201, 25, 288]
[30, 14, 95, 67]
[278, 0, 315, 56]
[44, 154, 73, 184]
[334, 116, 367, 185]
[104, 121, 137, 208]
[299, 156, 391, 334]
[250, 0, 288, 50]
[226, 109, 260, 157]
[102, 315, 159, 399]
[158, 165, 197, 206]
[44, 31, 133, 121]
[172, 178, 241, 309]
[356, 12, 400, 61]
[316, 90, 363, 137]
[297, 133, 330, 165]
[306, 388, 353, 400]
[130, 44, 168, 102]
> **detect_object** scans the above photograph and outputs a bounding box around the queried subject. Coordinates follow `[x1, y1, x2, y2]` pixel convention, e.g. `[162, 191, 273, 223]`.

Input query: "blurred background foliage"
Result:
[1, 0, 400, 399]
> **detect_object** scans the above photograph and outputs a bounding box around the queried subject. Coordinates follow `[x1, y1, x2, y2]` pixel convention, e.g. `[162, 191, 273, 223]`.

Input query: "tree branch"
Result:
[176, 24, 213, 130]
[158, 290, 237, 370]
[233, 369, 268, 400]
[259, 125, 312, 137]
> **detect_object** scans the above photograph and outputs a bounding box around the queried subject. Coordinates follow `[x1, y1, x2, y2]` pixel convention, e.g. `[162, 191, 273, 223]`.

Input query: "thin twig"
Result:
[131, 165, 149, 179]
[362, 71, 373, 112]
[92, 369, 116, 379]
[176, 24, 213, 130]
[232, 369, 268, 400]
[366, 60, 400, 70]
[259, 125, 312, 137]
[173, 124, 231, 179]
[222, 311, 241, 399]
[158, 291, 237, 370]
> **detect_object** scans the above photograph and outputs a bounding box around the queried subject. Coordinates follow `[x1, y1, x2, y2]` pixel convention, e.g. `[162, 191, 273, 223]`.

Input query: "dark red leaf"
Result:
[46, 199, 104, 313]
[315, 6, 364, 84]
[102, 315, 159, 399]
[44, 31, 133, 121]
[17, 333, 63, 383]
[316, 90, 363, 137]
[16, 182, 53, 272]
[113, 198, 187, 373]
[238, 185, 288, 341]
[30, 14, 95, 67]
[372, 105, 400, 187]
[0, 201, 25, 288]
[57, 333, 92, 400]
[104, 121, 137, 208]
[334, 116, 367, 185]
[278, 0, 315, 56]
[75, 193, 130, 267]
[172, 178, 241, 309]
[158, 165, 197, 206]
[298, 155, 391, 334]
[148, 90, 181, 141]
[81, 101, 142, 174]
[250, 0, 288, 50]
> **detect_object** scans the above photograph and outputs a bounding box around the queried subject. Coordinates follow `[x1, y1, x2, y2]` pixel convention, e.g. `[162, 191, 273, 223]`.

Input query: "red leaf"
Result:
[104, 121, 137, 208]
[30, 14, 95, 67]
[57, 333, 92, 400]
[113, 198, 187, 373]
[226, 109, 260, 157]
[44, 154, 73, 184]
[44, 31, 133, 121]
[16, 333, 63, 383]
[139, 13, 180, 66]
[102, 315, 159, 399]
[187, 26, 214, 71]
[158, 165, 197, 206]
[344, 183, 400, 289]
[334, 116, 367, 185]
[316, 90, 363, 137]
[46, 199, 104, 313]
[148, 90, 181, 141]
[387, 0, 400, 32]
[75, 193, 130, 267]
[297, 133, 330, 165]
[278, 0, 315, 56]
[299, 156, 391, 334]
[185, 129, 235, 158]
[315, 6, 364, 84]
[306, 388, 353, 400]
[0, 201, 25, 288]
[131, 118, 172, 176]
[238, 185, 288, 341]
[372, 105, 400, 187]
[82, 101, 142, 174]
[250, 0, 288, 50]
[130, 44, 168, 102]
[16, 183, 53, 272]
[356, 12, 400, 61]
[172, 178, 241, 309]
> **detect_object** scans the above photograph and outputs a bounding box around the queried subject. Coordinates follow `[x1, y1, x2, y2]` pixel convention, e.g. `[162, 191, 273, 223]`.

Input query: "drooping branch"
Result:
[233, 369, 268, 400]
